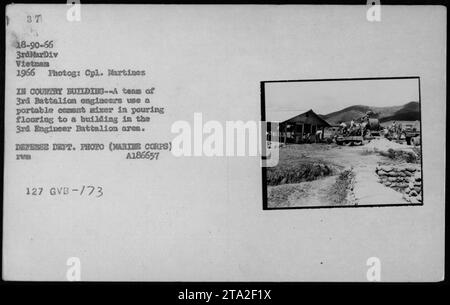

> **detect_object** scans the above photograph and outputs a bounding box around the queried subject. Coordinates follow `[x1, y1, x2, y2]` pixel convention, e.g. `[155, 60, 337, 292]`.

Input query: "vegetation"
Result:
[360, 147, 421, 164]
[378, 148, 419, 163]
[412, 146, 422, 162]
[267, 147, 335, 186]
[327, 169, 354, 205]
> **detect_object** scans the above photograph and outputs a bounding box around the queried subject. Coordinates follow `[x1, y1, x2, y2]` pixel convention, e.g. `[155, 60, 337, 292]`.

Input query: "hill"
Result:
[321, 102, 419, 124]
[379, 101, 420, 122]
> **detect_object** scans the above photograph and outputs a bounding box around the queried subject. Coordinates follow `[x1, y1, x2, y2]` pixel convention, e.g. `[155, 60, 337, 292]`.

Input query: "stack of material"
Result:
[403, 171, 423, 204]
[375, 164, 422, 204]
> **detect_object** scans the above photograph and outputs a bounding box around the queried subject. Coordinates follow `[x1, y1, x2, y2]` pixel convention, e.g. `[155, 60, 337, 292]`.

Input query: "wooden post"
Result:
[313, 124, 317, 142]
[301, 123, 304, 142]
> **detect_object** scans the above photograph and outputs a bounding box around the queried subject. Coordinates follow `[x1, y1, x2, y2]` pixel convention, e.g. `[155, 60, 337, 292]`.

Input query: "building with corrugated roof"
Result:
[267, 109, 332, 144]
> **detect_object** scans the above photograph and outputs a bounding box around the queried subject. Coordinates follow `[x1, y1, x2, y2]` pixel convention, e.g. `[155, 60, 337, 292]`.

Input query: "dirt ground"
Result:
[267, 141, 418, 208]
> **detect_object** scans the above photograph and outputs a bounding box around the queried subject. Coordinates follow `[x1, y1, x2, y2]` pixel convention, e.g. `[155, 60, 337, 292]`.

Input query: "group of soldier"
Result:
[338, 118, 401, 138]
[338, 119, 367, 136]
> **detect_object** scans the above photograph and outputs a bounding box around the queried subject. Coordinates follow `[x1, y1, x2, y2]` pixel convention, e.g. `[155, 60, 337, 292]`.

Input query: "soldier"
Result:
[392, 121, 397, 131]
[305, 133, 310, 143]
[355, 122, 361, 136]
[315, 129, 323, 142]
[339, 121, 347, 134]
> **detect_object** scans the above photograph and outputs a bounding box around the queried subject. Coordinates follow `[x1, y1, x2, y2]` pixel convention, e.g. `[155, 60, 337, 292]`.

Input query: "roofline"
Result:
[281, 109, 332, 127]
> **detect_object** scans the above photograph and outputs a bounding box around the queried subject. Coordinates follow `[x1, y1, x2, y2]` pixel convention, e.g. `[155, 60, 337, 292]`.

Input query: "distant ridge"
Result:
[320, 101, 420, 124]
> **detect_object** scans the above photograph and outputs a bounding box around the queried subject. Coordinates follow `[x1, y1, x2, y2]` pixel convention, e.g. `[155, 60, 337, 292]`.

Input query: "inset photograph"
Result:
[262, 77, 422, 209]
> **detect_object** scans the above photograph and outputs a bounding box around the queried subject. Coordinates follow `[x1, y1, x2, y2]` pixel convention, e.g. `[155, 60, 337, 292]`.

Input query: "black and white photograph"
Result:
[263, 77, 423, 209]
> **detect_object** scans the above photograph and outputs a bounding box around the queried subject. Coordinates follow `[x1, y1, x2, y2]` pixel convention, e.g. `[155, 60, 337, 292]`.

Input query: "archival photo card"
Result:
[2, 4, 446, 283]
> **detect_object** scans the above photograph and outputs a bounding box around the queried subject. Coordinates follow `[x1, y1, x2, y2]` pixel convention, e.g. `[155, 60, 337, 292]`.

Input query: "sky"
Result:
[265, 78, 420, 122]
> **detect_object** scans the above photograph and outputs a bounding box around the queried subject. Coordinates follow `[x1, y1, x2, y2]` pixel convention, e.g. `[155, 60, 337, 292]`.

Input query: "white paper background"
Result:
[3, 4, 446, 281]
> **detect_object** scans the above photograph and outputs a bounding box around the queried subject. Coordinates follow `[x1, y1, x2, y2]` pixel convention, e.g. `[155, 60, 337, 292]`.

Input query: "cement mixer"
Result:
[353, 111, 382, 138]
[364, 118, 381, 137]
